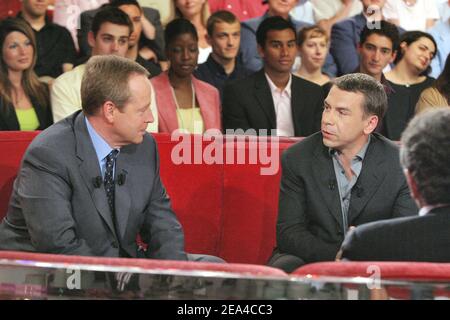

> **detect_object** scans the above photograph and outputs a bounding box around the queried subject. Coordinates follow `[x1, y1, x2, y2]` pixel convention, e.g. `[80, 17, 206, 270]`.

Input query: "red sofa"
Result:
[0, 131, 299, 265]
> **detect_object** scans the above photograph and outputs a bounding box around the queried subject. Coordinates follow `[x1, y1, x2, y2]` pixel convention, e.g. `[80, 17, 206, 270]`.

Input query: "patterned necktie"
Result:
[104, 149, 119, 222]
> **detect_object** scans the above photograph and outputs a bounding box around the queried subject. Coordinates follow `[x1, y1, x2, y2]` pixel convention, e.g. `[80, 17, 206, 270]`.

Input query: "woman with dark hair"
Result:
[382, 31, 437, 140]
[150, 18, 221, 134]
[416, 54, 450, 113]
[0, 18, 52, 131]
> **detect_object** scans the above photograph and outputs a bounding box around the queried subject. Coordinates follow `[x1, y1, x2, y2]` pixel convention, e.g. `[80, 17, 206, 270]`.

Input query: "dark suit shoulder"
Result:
[283, 132, 322, 160]
[28, 114, 77, 153]
[223, 71, 259, 91]
[369, 133, 400, 156]
[291, 75, 323, 92]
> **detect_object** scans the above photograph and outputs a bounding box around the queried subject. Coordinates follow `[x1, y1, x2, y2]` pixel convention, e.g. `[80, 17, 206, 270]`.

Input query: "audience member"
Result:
[383, 0, 439, 31]
[52, 0, 109, 49]
[357, 20, 399, 86]
[151, 18, 221, 134]
[173, 0, 211, 64]
[138, 0, 175, 26]
[310, 0, 363, 36]
[208, 0, 268, 21]
[194, 10, 251, 99]
[295, 25, 332, 95]
[268, 73, 417, 272]
[222, 16, 324, 137]
[435, 0, 450, 22]
[383, 31, 436, 140]
[340, 108, 450, 262]
[18, 0, 77, 82]
[0, 55, 224, 264]
[290, 0, 315, 24]
[51, 7, 131, 121]
[110, 0, 161, 77]
[240, 0, 308, 73]
[0, 18, 52, 131]
[416, 54, 450, 113]
[78, 1, 165, 66]
[428, 18, 450, 78]
[330, 0, 403, 76]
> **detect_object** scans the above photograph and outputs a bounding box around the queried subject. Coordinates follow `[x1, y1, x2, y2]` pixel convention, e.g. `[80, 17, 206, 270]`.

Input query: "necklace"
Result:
[170, 82, 196, 133]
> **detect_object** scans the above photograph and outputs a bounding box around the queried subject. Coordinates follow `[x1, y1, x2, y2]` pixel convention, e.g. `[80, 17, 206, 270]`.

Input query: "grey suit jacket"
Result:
[222, 70, 324, 137]
[273, 132, 418, 263]
[77, 6, 166, 62]
[0, 111, 187, 260]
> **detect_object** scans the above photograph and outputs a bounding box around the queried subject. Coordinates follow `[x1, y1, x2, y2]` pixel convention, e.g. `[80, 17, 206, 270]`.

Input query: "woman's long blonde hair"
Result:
[0, 18, 49, 113]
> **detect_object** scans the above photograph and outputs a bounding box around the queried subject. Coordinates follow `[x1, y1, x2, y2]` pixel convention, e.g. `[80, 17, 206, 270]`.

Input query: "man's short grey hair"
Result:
[400, 108, 450, 205]
[81, 55, 149, 116]
[332, 73, 387, 120]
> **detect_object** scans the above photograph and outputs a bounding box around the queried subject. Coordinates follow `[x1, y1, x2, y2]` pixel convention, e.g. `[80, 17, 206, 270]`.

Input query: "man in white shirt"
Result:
[222, 16, 324, 137]
[51, 5, 158, 131]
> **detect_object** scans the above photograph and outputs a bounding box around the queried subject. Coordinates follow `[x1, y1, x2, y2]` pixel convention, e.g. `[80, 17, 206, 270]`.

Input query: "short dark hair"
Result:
[359, 20, 399, 52]
[91, 5, 133, 38]
[256, 16, 296, 48]
[400, 108, 450, 205]
[109, 0, 142, 12]
[81, 55, 149, 116]
[164, 18, 198, 49]
[206, 10, 239, 36]
[332, 73, 388, 120]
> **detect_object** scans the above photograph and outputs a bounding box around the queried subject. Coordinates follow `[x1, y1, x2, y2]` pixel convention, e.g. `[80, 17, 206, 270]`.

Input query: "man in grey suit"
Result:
[339, 108, 450, 262]
[0, 55, 221, 263]
[268, 73, 417, 272]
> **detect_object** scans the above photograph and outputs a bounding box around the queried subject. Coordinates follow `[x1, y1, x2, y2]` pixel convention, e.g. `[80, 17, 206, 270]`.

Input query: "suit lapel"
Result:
[312, 141, 344, 229]
[348, 137, 387, 223]
[193, 76, 213, 130]
[254, 71, 276, 128]
[155, 72, 179, 133]
[74, 112, 118, 239]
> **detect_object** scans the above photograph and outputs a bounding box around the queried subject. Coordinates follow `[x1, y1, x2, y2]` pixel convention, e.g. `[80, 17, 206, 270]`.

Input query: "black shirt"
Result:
[382, 76, 435, 140]
[194, 53, 252, 99]
[18, 13, 77, 79]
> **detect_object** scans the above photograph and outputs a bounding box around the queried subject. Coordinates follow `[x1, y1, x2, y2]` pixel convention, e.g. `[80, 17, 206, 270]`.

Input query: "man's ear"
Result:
[389, 51, 397, 64]
[257, 44, 265, 59]
[404, 169, 422, 207]
[357, 42, 362, 54]
[206, 33, 212, 46]
[363, 115, 379, 135]
[102, 101, 116, 123]
[88, 31, 95, 49]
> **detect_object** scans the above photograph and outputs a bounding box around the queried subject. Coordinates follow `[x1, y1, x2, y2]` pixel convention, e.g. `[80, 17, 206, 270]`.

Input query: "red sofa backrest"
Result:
[0, 131, 298, 264]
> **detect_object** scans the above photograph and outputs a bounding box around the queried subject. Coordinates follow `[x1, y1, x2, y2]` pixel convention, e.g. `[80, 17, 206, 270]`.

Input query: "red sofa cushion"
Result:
[293, 261, 450, 281]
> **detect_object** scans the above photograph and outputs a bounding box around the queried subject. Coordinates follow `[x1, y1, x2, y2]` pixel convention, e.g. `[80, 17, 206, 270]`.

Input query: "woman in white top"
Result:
[173, 0, 211, 63]
[383, 0, 440, 31]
